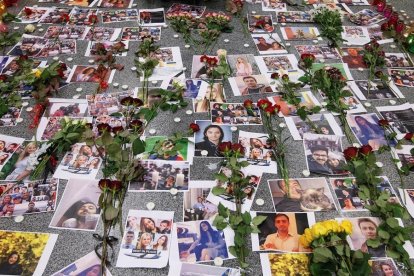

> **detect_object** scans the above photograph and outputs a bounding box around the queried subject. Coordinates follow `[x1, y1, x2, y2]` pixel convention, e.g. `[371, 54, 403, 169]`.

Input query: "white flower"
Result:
[216, 49, 227, 57]
[279, 123, 286, 128]
[24, 24, 36, 33]
[376, 162, 383, 168]
[64, 116, 70, 123]
[302, 170, 310, 177]
[72, 119, 79, 125]
[321, 101, 328, 107]
[352, 143, 361, 148]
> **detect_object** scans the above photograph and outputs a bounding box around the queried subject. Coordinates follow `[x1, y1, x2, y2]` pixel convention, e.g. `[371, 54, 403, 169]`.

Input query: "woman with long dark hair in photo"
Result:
[195, 125, 225, 157]
[183, 220, 228, 261]
[152, 235, 169, 251]
[352, 115, 386, 150]
[0, 252, 23, 275]
[56, 200, 99, 230]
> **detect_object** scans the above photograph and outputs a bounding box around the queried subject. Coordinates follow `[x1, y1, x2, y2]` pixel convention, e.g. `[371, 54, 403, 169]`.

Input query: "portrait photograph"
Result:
[261, 0, 287, 12]
[252, 34, 288, 55]
[97, 0, 133, 8]
[85, 41, 129, 57]
[166, 3, 206, 18]
[39, 7, 72, 24]
[238, 130, 277, 168]
[340, 47, 367, 69]
[276, 11, 312, 23]
[174, 220, 231, 263]
[84, 26, 122, 42]
[280, 27, 320, 41]
[121, 27, 161, 41]
[384, 53, 412, 68]
[66, 65, 115, 83]
[146, 47, 183, 81]
[49, 178, 101, 231]
[229, 74, 273, 96]
[0, 178, 58, 218]
[369, 258, 401, 276]
[251, 211, 315, 253]
[268, 91, 321, 117]
[388, 68, 414, 87]
[183, 186, 218, 222]
[303, 133, 348, 176]
[69, 8, 98, 26]
[52, 251, 112, 276]
[348, 80, 404, 101]
[116, 210, 173, 268]
[194, 120, 232, 157]
[227, 54, 260, 77]
[377, 103, 414, 137]
[341, 26, 370, 45]
[255, 54, 299, 74]
[268, 178, 336, 213]
[0, 56, 10, 73]
[210, 102, 263, 125]
[260, 253, 311, 276]
[295, 45, 341, 62]
[181, 79, 208, 99]
[44, 26, 88, 40]
[392, 145, 414, 172]
[101, 9, 139, 23]
[285, 113, 343, 140]
[191, 55, 220, 79]
[128, 160, 190, 192]
[248, 15, 275, 33]
[0, 230, 57, 276]
[0, 134, 25, 173]
[139, 8, 166, 26]
[53, 143, 103, 180]
[347, 113, 388, 150]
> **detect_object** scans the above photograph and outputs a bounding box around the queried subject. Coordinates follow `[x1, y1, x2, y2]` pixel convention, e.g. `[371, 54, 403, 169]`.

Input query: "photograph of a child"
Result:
[347, 113, 388, 150]
[268, 178, 336, 212]
[0, 178, 58, 218]
[369, 258, 401, 276]
[52, 251, 112, 276]
[303, 133, 348, 175]
[128, 160, 189, 191]
[176, 220, 229, 263]
[194, 120, 232, 157]
[210, 103, 263, 125]
[252, 212, 315, 252]
[49, 178, 101, 231]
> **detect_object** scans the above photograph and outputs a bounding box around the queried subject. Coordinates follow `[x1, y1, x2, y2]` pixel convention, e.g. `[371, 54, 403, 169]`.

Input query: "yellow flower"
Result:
[304, 228, 313, 244]
[299, 234, 309, 247]
[311, 223, 327, 238]
[340, 220, 353, 235]
[33, 69, 42, 78]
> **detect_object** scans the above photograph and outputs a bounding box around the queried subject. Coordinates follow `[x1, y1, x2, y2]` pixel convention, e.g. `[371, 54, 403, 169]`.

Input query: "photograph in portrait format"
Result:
[0, 230, 57, 276]
[53, 143, 103, 180]
[116, 210, 173, 268]
[347, 113, 389, 150]
[193, 83, 226, 113]
[260, 253, 311, 276]
[268, 178, 336, 212]
[348, 80, 404, 101]
[229, 74, 274, 96]
[303, 133, 348, 175]
[295, 45, 341, 63]
[128, 160, 190, 191]
[367, 25, 394, 44]
[251, 211, 315, 252]
[330, 176, 400, 212]
[285, 113, 343, 140]
[0, 178, 58, 217]
[166, 3, 206, 18]
[0, 135, 25, 175]
[191, 55, 221, 79]
[252, 34, 288, 55]
[401, 189, 414, 219]
[268, 91, 321, 117]
[183, 181, 217, 222]
[121, 27, 161, 41]
[179, 79, 208, 99]
[227, 54, 260, 77]
[280, 27, 320, 41]
[49, 178, 101, 231]
[237, 130, 277, 168]
[248, 14, 275, 33]
[194, 120, 232, 157]
[340, 47, 367, 69]
[210, 102, 263, 125]
[276, 11, 312, 23]
[146, 47, 183, 81]
[369, 258, 401, 276]
[139, 8, 166, 26]
[377, 103, 414, 138]
[172, 219, 234, 263]
[52, 251, 112, 276]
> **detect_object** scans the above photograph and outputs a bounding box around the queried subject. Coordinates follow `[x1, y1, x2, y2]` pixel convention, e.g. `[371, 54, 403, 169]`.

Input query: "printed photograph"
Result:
[252, 34, 287, 55]
[295, 45, 341, 62]
[347, 113, 388, 150]
[303, 133, 348, 175]
[97, 0, 132, 8]
[341, 26, 370, 45]
[139, 8, 166, 26]
[349, 80, 403, 101]
[85, 41, 129, 57]
[183, 187, 218, 222]
[238, 130, 275, 167]
[166, 3, 206, 18]
[101, 9, 139, 23]
[248, 15, 275, 33]
[268, 178, 336, 212]
[280, 27, 320, 40]
[340, 47, 367, 69]
[69, 8, 98, 26]
[384, 53, 412, 68]
[84, 27, 122, 42]
[45, 98, 88, 117]
[227, 54, 260, 77]
[377, 103, 414, 135]
[193, 83, 226, 113]
[177, 263, 240, 276]
[0, 134, 25, 174]
[260, 253, 311, 276]
[8, 35, 48, 57]
[255, 54, 299, 74]
[16, 6, 51, 23]
[389, 69, 414, 87]
[392, 145, 414, 172]
[268, 92, 321, 117]
[194, 120, 232, 157]
[229, 74, 273, 96]
[285, 113, 343, 140]
[210, 102, 263, 125]
[182, 79, 207, 99]
[121, 27, 161, 41]
[276, 11, 312, 23]
[66, 65, 115, 83]
[369, 258, 401, 276]
[52, 251, 112, 276]
[139, 136, 192, 162]
[44, 26, 87, 40]
[39, 7, 72, 24]
[261, 0, 287, 12]
[349, 9, 386, 26]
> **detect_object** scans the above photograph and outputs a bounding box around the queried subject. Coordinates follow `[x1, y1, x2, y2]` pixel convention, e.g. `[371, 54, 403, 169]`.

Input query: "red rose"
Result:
[207, 57, 218, 66]
[60, 13, 70, 23]
[57, 68, 65, 78]
[24, 7, 33, 16]
[218, 141, 232, 153]
[112, 126, 124, 134]
[0, 75, 7, 81]
[19, 55, 28, 61]
[343, 147, 358, 161]
[381, 22, 389, 31]
[243, 99, 253, 109]
[200, 55, 209, 63]
[364, 44, 372, 51]
[257, 98, 272, 109]
[301, 53, 316, 62]
[129, 119, 143, 129]
[100, 81, 109, 90]
[281, 74, 289, 81]
[88, 14, 98, 24]
[270, 73, 279, 80]
[378, 119, 389, 127]
[109, 180, 123, 191]
[264, 105, 277, 116]
[97, 123, 112, 134]
[59, 63, 68, 71]
[120, 96, 134, 106]
[396, 21, 405, 34]
[404, 133, 413, 140]
[98, 179, 112, 190]
[231, 143, 245, 155]
[189, 123, 200, 133]
[4, 0, 18, 7]
[359, 144, 373, 155]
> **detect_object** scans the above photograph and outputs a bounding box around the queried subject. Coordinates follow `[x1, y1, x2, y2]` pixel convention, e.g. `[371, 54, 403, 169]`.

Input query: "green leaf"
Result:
[101, 131, 113, 146]
[212, 186, 226, 196]
[378, 229, 390, 240]
[132, 138, 146, 155]
[242, 212, 251, 224]
[107, 143, 121, 155]
[252, 215, 267, 226]
[312, 247, 334, 263]
[228, 246, 237, 257]
[386, 217, 399, 228]
[366, 238, 381, 248]
[218, 203, 229, 218]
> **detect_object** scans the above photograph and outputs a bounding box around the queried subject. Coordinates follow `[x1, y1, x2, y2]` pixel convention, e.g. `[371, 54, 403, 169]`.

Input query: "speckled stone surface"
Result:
[2, 0, 414, 275]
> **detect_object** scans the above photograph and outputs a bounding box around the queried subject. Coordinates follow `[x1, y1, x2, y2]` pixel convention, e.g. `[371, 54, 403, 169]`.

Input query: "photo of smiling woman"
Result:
[194, 120, 232, 157]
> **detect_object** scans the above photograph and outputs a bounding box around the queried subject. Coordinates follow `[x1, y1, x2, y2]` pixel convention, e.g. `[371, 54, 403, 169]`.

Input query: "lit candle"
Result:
[384, 5, 393, 18]
[175, 173, 184, 186]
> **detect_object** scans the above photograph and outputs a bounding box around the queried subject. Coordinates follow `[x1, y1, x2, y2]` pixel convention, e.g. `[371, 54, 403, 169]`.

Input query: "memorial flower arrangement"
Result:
[300, 220, 371, 275]
[226, 0, 248, 36]
[362, 40, 387, 93]
[312, 66, 354, 143]
[313, 7, 345, 50]
[343, 144, 414, 274]
[212, 142, 266, 273]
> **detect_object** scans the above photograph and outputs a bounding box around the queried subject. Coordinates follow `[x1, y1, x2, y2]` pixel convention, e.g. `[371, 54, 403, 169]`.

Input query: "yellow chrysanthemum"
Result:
[33, 69, 42, 78]
[311, 223, 327, 238]
[340, 220, 353, 235]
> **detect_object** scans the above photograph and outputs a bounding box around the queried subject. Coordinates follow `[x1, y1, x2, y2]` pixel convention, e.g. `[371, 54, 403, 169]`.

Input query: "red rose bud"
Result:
[208, 57, 218, 66]
[109, 180, 123, 191]
[24, 7, 33, 16]
[112, 126, 124, 134]
[100, 81, 109, 90]
[264, 105, 277, 116]
[97, 123, 112, 134]
[98, 179, 112, 190]
[59, 63, 68, 71]
[396, 21, 405, 34]
[281, 74, 289, 81]
[60, 14, 70, 23]
[270, 73, 279, 80]
[257, 99, 272, 109]
[19, 55, 28, 61]
[189, 123, 200, 133]
[359, 144, 373, 155]
[404, 133, 413, 140]
[343, 147, 358, 161]
[129, 119, 143, 129]
[57, 68, 65, 78]
[218, 141, 232, 153]
[88, 14, 98, 24]
[231, 143, 245, 155]
[120, 96, 134, 106]
[301, 53, 316, 61]
[243, 99, 253, 109]
[0, 21, 8, 33]
[381, 22, 389, 31]
[378, 119, 389, 126]
[0, 75, 7, 81]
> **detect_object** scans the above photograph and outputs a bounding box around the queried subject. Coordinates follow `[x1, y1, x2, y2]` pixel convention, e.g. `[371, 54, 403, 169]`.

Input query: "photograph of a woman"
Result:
[5, 142, 38, 181]
[153, 235, 168, 251]
[137, 232, 153, 250]
[348, 114, 388, 150]
[178, 220, 229, 262]
[194, 121, 232, 157]
[0, 252, 23, 275]
[235, 57, 253, 76]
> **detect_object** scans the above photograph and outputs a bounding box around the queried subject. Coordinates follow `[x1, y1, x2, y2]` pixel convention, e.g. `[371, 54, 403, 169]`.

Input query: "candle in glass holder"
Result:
[384, 5, 393, 18]
[377, 1, 386, 12]
[389, 12, 399, 26]
[395, 21, 405, 34]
